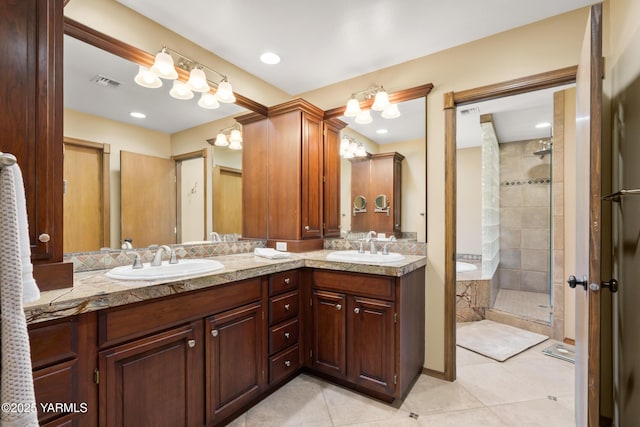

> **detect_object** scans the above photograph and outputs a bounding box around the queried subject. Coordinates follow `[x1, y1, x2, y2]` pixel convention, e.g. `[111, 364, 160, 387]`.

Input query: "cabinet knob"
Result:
[284, 303, 290, 311]
[211, 329, 218, 337]
[284, 332, 290, 340]
[187, 339, 196, 348]
[354, 308, 360, 314]
[284, 277, 290, 285]
[305, 225, 310, 231]
[284, 360, 291, 367]
[38, 233, 50, 243]
[336, 304, 342, 311]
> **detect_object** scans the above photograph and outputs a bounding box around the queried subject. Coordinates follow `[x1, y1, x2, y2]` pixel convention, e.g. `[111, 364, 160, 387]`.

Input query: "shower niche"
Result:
[350, 152, 404, 236]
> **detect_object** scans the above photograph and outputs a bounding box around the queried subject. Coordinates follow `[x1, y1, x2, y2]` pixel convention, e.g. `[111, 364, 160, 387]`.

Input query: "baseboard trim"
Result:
[421, 367, 448, 381]
[563, 338, 576, 346]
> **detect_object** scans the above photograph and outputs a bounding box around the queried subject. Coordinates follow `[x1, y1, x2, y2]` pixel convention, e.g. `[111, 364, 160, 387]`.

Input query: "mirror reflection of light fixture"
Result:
[343, 85, 400, 124]
[340, 135, 367, 159]
[208, 123, 243, 149]
[198, 92, 220, 109]
[134, 45, 235, 109]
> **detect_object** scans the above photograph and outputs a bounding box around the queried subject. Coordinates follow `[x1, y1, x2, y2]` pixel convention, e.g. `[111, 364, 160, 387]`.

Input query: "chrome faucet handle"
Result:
[168, 247, 178, 264]
[210, 232, 221, 243]
[358, 241, 365, 254]
[129, 253, 143, 269]
[369, 240, 377, 255]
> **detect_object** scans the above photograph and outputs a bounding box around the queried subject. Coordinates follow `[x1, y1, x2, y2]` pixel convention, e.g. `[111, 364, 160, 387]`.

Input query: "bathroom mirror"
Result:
[326, 85, 431, 241]
[62, 19, 266, 253]
[353, 195, 367, 214]
[374, 194, 389, 210]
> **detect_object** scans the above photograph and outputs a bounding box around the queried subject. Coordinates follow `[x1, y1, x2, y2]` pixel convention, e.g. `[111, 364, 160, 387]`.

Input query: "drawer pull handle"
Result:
[39, 233, 50, 243]
[336, 304, 342, 311]
[305, 225, 310, 231]
[284, 277, 290, 285]
[284, 303, 290, 311]
[188, 339, 196, 348]
[354, 308, 360, 314]
[284, 360, 291, 367]
[211, 330, 218, 337]
[284, 332, 290, 340]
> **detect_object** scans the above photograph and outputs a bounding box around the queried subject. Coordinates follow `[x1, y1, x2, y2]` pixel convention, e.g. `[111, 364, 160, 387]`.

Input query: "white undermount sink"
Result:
[106, 259, 224, 281]
[326, 250, 405, 264]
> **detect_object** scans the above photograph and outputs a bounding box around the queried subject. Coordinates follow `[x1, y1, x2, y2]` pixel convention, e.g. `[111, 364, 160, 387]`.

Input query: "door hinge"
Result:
[323, 176, 326, 183]
[174, 175, 177, 183]
[310, 298, 313, 307]
[93, 368, 100, 385]
[310, 349, 313, 360]
[394, 374, 397, 385]
[322, 223, 325, 230]
[394, 313, 398, 323]
[262, 310, 264, 320]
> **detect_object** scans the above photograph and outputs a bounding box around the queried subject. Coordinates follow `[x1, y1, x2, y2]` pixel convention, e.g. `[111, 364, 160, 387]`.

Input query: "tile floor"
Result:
[493, 289, 552, 323]
[228, 339, 575, 426]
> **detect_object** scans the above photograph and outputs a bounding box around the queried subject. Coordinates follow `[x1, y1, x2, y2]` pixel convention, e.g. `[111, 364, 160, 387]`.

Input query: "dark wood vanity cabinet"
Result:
[323, 119, 346, 237]
[309, 267, 425, 401]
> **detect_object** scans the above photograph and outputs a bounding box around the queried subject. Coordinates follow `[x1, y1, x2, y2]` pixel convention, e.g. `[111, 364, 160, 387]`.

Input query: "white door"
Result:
[572, 4, 602, 427]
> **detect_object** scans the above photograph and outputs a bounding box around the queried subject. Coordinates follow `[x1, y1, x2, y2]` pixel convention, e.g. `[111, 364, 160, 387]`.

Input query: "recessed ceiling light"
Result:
[535, 122, 551, 128]
[260, 52, 281, 65]
[376, 129, 388, 134]
[130, 111, 146, 119]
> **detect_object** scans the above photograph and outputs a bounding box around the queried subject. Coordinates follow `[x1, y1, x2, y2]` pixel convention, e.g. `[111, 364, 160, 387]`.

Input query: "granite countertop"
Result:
[24, 250, 426, 324]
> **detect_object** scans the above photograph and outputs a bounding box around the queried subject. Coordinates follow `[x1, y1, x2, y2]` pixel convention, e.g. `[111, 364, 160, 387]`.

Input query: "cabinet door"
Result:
[301, 112, 323, 238]
[99, 322, 203, 427]
[350, 297, 396, 396]
[206, 302, 264, 424]
[311, 290, 346, 377]
[323, 120, 343, 237]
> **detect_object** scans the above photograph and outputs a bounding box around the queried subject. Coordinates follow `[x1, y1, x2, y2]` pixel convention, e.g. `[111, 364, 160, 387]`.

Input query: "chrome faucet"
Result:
[365, 231, 377, 254]
[382, 236, 396, 255]
[210, 232, 221, 243]
[151, 245, 177, 266]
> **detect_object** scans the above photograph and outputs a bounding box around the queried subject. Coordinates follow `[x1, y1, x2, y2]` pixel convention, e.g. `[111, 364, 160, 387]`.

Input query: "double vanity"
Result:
[25, 247, 425, 427]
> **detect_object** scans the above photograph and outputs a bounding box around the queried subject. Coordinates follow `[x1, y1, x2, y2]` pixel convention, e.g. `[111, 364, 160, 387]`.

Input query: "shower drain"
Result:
[409, 412, 419, 419]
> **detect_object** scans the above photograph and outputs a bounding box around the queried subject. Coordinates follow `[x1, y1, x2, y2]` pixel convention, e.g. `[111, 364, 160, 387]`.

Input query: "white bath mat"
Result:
[457, 320, 548, 362]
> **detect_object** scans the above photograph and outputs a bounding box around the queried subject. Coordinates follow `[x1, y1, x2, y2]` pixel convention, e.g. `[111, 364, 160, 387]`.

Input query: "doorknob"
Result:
[567, 275, 588, 291]
[600, 278, 619, 293]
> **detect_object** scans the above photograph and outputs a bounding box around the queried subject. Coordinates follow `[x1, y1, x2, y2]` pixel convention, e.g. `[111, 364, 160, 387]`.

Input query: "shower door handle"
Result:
[567, 275, 588, 291]
[590, 278, 619, 293]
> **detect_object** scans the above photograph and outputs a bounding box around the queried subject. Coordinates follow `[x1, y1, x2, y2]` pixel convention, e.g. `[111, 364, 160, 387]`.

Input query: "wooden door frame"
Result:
[173, 149, 208, 242]
[443, 66, 577, 382]
[63, 136, 111, 249]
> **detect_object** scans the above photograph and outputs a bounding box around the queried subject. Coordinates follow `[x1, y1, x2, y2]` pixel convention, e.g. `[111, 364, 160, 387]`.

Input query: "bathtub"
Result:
[456, 261, 478, 273]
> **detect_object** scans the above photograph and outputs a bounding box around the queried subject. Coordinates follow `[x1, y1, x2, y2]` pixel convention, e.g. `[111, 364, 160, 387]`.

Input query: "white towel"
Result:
[0, 165, 39, 426]
[254, 247, 291, 259]
[12, 165, 39, 303]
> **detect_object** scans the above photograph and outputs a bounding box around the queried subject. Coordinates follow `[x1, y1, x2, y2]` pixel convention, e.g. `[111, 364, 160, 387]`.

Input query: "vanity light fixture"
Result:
[340, 135, 367, 159]
[343, 86, 400, 123]
[209, 124, 243, 149]
[134, 45, 236, 107]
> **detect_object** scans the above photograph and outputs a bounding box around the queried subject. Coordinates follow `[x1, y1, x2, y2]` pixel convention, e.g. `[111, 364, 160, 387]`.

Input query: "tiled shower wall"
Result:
[498, 139, 551, 295]
[481, 121, 500, 278]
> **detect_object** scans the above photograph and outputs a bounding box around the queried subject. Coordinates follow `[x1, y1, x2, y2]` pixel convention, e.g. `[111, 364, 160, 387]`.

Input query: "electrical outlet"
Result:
[276, 242, 287, 251]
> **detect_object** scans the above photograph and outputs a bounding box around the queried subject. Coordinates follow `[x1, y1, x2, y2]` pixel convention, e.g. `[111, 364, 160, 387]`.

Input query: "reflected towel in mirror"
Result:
[254, 248, 291, 259]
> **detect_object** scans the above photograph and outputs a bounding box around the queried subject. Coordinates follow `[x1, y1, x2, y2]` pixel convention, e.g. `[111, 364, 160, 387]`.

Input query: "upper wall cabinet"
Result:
[0, 0, 72, 289]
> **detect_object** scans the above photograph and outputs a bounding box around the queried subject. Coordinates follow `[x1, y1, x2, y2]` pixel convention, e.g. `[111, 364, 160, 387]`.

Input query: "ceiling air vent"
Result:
[90, 74, 122, 88]
[459, 107, 480, 116]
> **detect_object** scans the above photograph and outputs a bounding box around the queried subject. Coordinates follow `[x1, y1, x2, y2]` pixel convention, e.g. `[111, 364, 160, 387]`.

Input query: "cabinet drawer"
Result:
[269, 319, 299, 355]
[33, 359, 77, 424]
[269, 345, 300, 384]
[269, 270, 299, 295]
[29, 318, 78, 369]
[313, 270, 395, 300]
[269, 291, 299, 325]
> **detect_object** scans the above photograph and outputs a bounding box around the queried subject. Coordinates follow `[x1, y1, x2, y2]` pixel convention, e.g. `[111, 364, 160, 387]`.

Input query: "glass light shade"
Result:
[356, 144, 367, 157]
[150, 51, 178, 79]
[371, 90, 390, 111]
[228, 139, 242, 150]
[198, 92, 220, 109]
[343, 150, 354, 159]
[134, 66, 162, 88]
[187, 68, 210, 92]
[214, 133, 229, 147]
[354, 109, 373, 124]
[340, 137, 350, 155]
[169, 80, 194, 100]
[344, 98, 361, 117]
[381, 103, 401, 119]
[216, 80, 236, 103]
[229, 129, 243, 144]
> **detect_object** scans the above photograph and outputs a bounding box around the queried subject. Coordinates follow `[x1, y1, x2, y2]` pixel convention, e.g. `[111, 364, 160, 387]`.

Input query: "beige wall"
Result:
[456, 147, 482, 255]
[65, 3, 591, 373]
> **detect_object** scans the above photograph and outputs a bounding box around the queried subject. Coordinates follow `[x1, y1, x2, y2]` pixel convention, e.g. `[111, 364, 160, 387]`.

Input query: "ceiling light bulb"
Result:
[371, 89, 390, 111]
[187, 68, 210, 92]
[344, 98, 361, 117]
[216, 80, 236, 103]
[150, 50, 178, 79]
[228, 139, 242, 150]
[229, 129, 243, 143]
[260, 52, 281, 65]
[169, 80, 194, 100]
[198, 92, 220, 109]
[381, 103, 400, 119]
[214, 133, 229, 147]
[134, 66, 162, 88]
[354, 109, 373, 124]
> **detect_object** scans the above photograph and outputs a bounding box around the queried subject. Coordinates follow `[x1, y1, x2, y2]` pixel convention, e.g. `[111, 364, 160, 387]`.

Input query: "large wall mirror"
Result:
[325, 84, 432, 242]
[62, 19, 266, 253]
